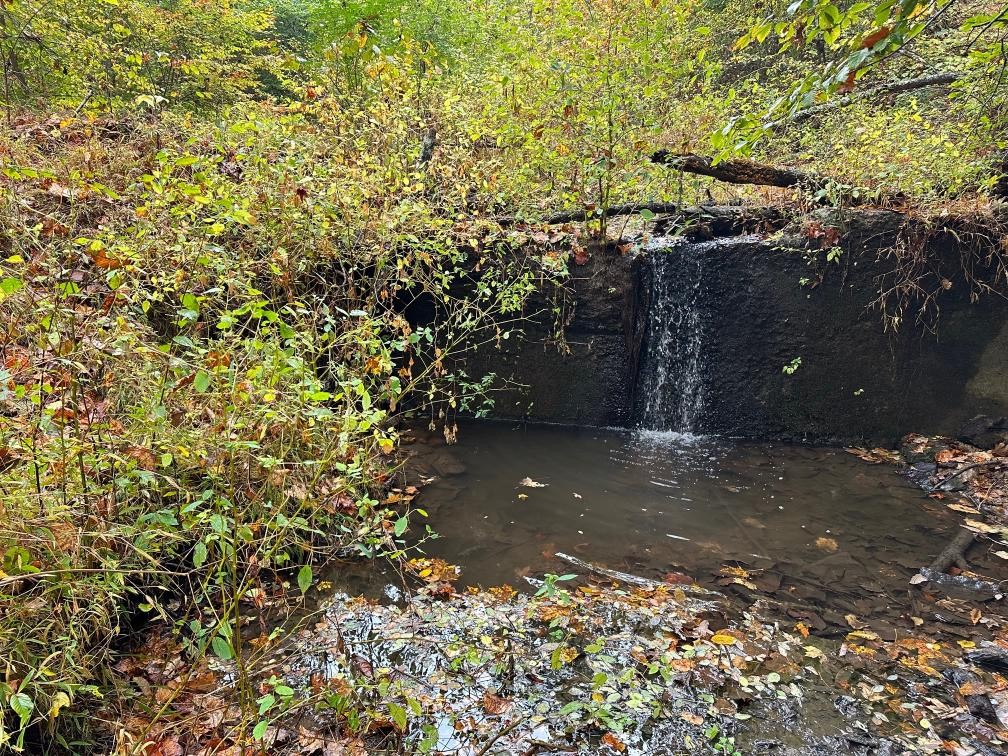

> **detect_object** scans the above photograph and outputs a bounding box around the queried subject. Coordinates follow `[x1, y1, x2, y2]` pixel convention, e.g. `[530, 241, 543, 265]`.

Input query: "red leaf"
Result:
[861, 26, 891, 49]
[837, 70, 857, 94]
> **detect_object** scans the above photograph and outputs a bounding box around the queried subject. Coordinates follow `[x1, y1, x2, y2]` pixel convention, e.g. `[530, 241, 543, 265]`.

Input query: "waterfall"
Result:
[638, 237, 706, 434]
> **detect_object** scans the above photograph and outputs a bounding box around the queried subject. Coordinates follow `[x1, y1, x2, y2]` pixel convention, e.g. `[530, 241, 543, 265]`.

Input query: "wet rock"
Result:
[461, 208, 1008, 443]
[957, 414, 1008, 450]
[428, 452, 466, 477]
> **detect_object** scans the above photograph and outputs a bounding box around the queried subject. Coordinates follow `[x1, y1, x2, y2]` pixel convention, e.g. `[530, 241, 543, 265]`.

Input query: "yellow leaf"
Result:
[711, 633, 737, 646]
[49, 692, 71, 721]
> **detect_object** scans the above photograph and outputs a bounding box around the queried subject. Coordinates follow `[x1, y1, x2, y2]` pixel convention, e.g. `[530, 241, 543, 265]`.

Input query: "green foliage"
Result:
[0, 0, 275, 112]
[0, 54, 553, 747]
[724, 0, 1008, 193]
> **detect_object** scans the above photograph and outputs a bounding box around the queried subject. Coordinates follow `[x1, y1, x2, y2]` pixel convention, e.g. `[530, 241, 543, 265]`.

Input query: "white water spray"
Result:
[638, 237, 706, 434]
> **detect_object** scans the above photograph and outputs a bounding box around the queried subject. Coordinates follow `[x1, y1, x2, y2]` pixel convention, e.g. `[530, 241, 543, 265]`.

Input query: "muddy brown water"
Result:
[394, 420, 992, 635]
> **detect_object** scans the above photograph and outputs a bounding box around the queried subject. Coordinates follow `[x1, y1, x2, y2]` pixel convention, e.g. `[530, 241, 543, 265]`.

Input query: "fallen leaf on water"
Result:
[958, 681, 992, 696]
[965, 519, 1007, 535]
[845, 613, 868, 630]
[948, 502, 979, 514]
[663, 571, 693, 585]
[405, 557, 460, 583]
[846, 630, 879, 642]
[519, 477, 547, 488]
[815, 537, 839, 553]
[846, 447, 901, 464]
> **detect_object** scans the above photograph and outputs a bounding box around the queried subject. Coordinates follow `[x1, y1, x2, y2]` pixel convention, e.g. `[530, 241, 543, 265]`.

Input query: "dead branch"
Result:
[649, 151, 904, 206]
[496, 201, 682, 226]
[554, 551, 719, 597]
[934, 460, 1008, 491]
[779, 72, 962, 128]
[928, 528, 976, 572]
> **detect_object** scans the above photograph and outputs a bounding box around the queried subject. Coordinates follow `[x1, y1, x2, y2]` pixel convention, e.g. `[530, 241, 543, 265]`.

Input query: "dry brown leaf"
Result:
[861, 25, 891, 49]
[601, 732, 627, 753]
[481, 691, 512, 715]
[935, 449, 956, 464]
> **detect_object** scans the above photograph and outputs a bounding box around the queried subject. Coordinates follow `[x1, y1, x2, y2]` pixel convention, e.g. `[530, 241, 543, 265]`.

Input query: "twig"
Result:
[474, 715, 527, 756]
[932, 460, 1008, 491]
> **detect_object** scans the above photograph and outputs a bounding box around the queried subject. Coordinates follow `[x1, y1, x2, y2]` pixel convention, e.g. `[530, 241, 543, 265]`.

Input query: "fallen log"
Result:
[554, 552, 719, 597]
[649, 151, 904, 207]
[650, 152, 819, 190]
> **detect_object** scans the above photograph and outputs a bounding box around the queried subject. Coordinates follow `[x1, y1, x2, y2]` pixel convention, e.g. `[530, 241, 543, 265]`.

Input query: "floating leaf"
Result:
[519, 477, 548, 488]
[815, 537, 838, 552]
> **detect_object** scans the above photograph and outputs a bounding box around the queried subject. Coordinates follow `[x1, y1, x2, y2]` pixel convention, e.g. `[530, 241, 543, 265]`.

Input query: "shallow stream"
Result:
[394, 420, 989, 635]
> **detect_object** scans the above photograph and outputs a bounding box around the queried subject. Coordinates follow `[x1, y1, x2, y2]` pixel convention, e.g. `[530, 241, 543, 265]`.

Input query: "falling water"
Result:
[638, 237, 706, 434]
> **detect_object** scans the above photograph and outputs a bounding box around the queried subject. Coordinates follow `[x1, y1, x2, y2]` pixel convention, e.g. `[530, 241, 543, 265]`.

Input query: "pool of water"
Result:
[398, 421, 984, 634]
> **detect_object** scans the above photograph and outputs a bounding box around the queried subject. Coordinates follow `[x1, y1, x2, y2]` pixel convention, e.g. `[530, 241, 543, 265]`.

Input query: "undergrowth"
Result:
[0, 95, 556, 753]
